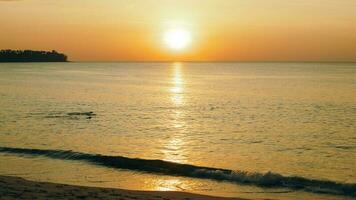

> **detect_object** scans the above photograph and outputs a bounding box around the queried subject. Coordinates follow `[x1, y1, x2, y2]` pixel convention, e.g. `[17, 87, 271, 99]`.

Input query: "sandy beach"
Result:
[0, 176, 246, 200]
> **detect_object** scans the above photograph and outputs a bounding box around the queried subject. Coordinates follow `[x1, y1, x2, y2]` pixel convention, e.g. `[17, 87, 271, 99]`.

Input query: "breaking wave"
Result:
[0, 147, 355, 197]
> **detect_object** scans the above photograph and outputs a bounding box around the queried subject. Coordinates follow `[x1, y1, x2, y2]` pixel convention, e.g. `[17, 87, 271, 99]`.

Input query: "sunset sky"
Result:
[1, 0, 356, 61]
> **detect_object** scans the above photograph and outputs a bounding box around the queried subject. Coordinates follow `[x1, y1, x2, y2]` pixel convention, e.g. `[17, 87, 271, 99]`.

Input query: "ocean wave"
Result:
[0, 146, 355, 197]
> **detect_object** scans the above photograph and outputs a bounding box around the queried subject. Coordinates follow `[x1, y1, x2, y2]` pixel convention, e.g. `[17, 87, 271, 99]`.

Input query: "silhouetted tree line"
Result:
[0, 50, 68, 62]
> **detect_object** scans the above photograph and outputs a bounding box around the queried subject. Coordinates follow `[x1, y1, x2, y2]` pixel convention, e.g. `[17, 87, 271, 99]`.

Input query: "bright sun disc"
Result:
[164, 29, 191, 50]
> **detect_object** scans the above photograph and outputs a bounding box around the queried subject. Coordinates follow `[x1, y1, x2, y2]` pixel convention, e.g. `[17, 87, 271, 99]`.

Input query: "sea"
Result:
[0, 62, 355, 199]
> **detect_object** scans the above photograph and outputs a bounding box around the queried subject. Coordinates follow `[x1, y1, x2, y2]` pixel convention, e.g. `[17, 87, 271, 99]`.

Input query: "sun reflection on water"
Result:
[154, 63, 192, 191]
[161, 63, 188, 164]
[152, 178, 186, 191]
[170, 63, 185, 106]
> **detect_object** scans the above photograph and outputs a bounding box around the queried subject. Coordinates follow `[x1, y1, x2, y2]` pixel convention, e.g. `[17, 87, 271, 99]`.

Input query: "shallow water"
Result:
[0, 62, 355, 199]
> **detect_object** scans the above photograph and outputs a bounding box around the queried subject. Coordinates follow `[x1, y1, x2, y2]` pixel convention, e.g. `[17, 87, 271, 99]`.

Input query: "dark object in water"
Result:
[43, 111, 96, 120]
[67, 112, 96, 119]
[0, 49, 68, 62]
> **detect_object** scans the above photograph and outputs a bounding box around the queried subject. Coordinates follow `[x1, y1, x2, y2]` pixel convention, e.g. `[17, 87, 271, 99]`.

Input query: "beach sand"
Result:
[0, 176, 246, 200]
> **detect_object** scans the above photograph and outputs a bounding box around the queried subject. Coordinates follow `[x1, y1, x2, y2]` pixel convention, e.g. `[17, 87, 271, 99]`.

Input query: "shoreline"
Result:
[0, 175, 246, 200]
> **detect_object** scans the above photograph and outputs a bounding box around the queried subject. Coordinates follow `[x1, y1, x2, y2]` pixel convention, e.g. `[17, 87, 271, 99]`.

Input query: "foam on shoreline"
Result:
[0, 147, 355, 197]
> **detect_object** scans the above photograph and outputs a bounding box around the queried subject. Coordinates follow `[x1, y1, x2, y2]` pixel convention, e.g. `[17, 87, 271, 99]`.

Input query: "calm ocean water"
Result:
[0, 62, 355, 199]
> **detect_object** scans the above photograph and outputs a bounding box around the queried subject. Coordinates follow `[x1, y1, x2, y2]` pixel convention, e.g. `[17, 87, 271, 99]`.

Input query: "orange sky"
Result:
[1, 0, 356, 61]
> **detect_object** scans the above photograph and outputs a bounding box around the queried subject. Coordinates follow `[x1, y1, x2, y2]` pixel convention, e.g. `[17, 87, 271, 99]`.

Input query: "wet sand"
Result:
[0, 176, 246, 200]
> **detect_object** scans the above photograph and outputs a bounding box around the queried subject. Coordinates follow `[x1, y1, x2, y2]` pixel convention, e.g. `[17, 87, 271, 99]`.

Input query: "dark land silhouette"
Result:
[0, 50, 68, 62]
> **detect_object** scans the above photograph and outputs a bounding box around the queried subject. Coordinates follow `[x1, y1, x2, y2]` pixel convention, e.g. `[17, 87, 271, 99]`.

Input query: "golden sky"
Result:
[1, 0, 356, 61]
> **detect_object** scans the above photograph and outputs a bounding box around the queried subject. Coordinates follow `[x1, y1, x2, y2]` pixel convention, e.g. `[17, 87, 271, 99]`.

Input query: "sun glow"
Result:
[164, 29, 191, 50]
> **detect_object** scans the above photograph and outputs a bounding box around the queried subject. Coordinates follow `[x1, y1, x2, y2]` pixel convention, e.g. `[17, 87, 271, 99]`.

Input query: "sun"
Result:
[164, 29, 191, 50]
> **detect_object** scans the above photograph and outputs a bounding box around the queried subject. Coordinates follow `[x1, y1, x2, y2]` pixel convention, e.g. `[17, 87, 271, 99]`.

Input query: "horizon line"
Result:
[67, 60, 356, 63]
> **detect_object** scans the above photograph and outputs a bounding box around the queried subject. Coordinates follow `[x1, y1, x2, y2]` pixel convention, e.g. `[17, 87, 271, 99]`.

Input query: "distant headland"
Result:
[0, 50, 68, 62]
